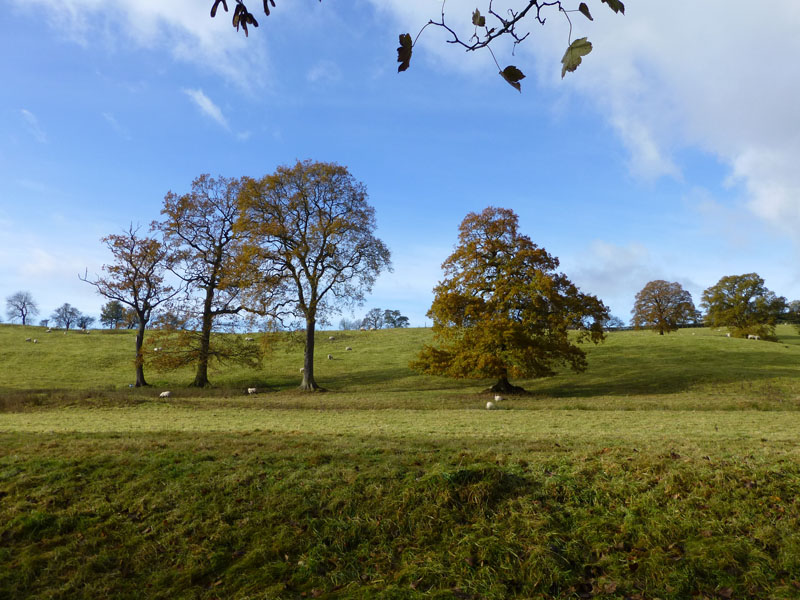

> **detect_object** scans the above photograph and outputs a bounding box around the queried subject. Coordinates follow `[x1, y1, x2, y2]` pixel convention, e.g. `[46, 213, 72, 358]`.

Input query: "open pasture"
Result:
[2, 324, 800, 598]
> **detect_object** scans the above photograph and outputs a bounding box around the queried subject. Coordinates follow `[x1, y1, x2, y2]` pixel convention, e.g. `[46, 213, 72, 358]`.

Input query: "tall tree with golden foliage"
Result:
[411, 207, 608, 393]
[153, 175, 260, 387]
[238, 160, 391, 391]
[631, 280, 697, 335]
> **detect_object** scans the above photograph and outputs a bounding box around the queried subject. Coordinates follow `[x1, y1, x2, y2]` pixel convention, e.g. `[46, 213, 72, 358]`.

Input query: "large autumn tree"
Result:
[631, 280, 697, 335]
[153, 174, 260, 387]
[411, 206, 608, 393]
[701, 273, 786, 340]
[81, 225, 179, 387]
[238, 160, 392, 391]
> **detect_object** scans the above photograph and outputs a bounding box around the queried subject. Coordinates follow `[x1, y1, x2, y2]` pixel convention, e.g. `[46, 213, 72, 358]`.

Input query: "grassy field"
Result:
[2, 324, 800, 598]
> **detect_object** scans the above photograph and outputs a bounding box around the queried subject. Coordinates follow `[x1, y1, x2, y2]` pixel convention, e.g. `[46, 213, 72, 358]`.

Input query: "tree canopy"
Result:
[701, 273, 786, 340]
[153, 175, 261, 387]
[209, 1, 625, 92]
[82, 225, 180, 387]
[238, 160, 392, 391]
[5, 291, 39, 326]
[631, 280, 697, 335]
[411, 206, 607, 393]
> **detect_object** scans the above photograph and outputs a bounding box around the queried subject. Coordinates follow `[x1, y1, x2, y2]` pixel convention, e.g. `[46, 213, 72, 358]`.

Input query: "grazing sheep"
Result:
[25, 338, 31, 342]
[300, 367, 305, 373]
[32, 339, 38, 344]
[726, 333, 731, 338]
[486, 401, 498, 410]
[327, 354, 333, 360]
[747, 334, 761, 340]
[244, 337, 254, 342]
[153, 347, 162, 352]
[46, 329, 52, 333]
[359, 326, 366, 331]
[345, 346, 352, 351]
[159, 391, 171, 398]
[494, 394, 504, 402]
[369, 326, 376, 331]
[328, 336, 335, 341]
[247, 387, 257, 394]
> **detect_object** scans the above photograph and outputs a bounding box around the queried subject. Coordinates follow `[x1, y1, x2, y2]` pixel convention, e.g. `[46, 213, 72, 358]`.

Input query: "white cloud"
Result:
[307, 60, 342, 85]
[19, 109, 47, 143]
[101, 111, 131, 139]
[371, 1, 800, 236]
[10, 0, 266, 88]
[548, 1, 800, 233]
[183, 88, 229, 129]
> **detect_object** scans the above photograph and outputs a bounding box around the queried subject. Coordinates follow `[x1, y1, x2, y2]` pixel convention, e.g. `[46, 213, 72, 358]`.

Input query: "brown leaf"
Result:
[578, 2, 593, 20]
[499, 65, 525, 92]
[397, 33, 413, 72]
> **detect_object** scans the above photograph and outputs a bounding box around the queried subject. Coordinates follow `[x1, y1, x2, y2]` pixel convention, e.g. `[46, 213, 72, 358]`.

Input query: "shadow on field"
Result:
[524, 337, 800, 398]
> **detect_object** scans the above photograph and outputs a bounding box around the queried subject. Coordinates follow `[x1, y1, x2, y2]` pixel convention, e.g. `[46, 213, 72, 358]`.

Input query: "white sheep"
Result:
[153, 347, 162, 352]
[486, 401, 498, 410]
[46, 329, 52, 333]
[494, 394, 504, 402]
[328, 336, 335, 341]
[32, 339, 38, 344]
[327, 353, 333, 360]
[747, 334, 761, 340]
[300, 367, 305, 373]
[726, 333, 731, 338]
[159, 391, 171, 398]
[359, 326, 366, 331]
[247, 387, 257, 394]
[25, 338, 31, 342]
[244, 337, 254, 342]
[345, 346, 352, 351]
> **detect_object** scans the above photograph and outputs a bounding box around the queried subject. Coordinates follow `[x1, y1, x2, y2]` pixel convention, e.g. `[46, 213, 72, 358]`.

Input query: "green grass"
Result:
[2, 324, 800, 598]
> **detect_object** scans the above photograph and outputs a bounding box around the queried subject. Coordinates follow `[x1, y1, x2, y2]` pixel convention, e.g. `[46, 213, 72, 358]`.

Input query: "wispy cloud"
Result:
[101, 112, 131, 140]
[183, 88, 229, 129]
[9, 0, 268, 89]
[19, 109, 47, 143]
[307, 60, 342, 85]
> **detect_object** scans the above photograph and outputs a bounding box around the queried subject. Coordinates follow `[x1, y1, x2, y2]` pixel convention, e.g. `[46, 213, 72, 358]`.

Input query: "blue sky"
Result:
[2, 0, 799, 328]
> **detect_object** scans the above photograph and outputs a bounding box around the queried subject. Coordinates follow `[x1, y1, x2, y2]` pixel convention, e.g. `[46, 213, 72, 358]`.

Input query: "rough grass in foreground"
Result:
[2, 324, 800, 597]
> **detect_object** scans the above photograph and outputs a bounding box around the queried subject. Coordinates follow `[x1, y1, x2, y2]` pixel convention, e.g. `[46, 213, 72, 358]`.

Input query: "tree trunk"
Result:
[134, 321, 149, 387]
[192, 292, 214, 388]
[299, 317, 323, 391]
[486, 375, 525, 394]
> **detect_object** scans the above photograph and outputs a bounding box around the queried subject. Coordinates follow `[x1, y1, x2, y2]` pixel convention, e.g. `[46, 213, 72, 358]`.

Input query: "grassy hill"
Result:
[2, 323, 799, 409]
[2, 324, 800, 598]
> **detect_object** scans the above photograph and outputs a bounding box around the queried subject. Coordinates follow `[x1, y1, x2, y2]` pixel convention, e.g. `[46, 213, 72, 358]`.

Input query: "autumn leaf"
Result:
[210, 0, 228, 17]
[601, 0, 625, 14]
[262, 0, 275, 16]
[472, 9, 486, 27]
[578, 3, 593, 20]
[561, 37, 592, 78]
[397, 33, 413, 72]
[499, 65, 525, 92]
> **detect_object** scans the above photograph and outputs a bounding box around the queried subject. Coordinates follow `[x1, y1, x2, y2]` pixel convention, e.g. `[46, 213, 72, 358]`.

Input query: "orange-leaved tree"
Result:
[631, 279, 698, 335]
[411, 206, 608, 393]
[237, 160, 392, 391]
[153, 175, 261, 387]
[81, 225, 180, 387]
